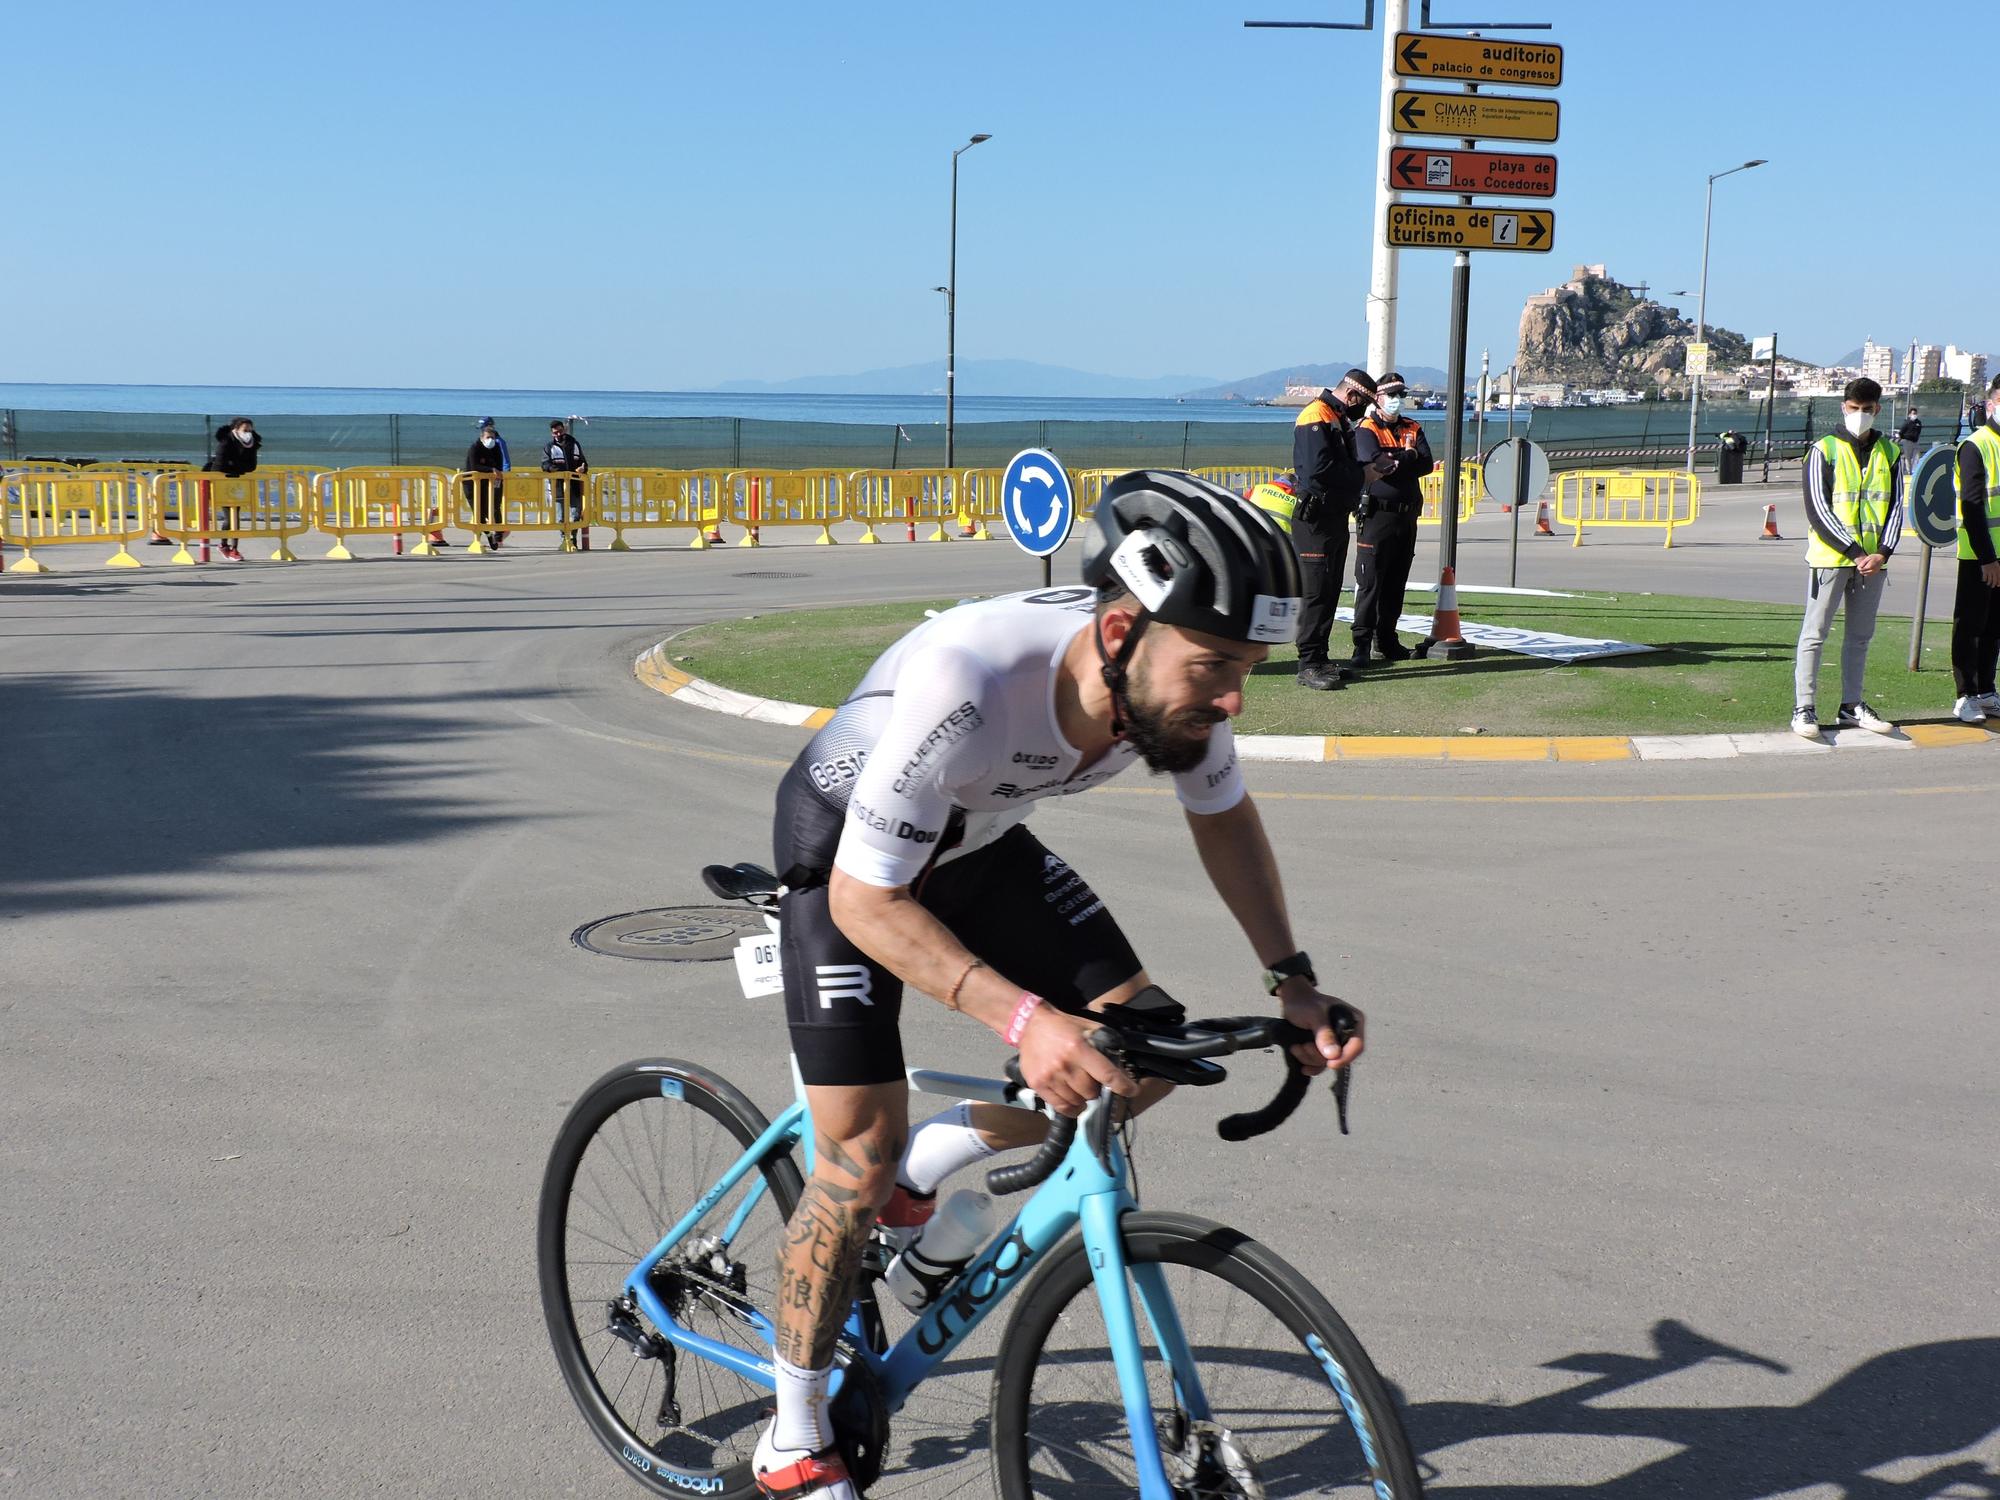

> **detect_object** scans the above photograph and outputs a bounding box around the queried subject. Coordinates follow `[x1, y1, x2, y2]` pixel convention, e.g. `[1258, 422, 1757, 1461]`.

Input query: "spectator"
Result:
[1348, 372, 1435, 667]
[464, 421, 508, 551]
[1948, 372, 2000, 723]
[1896, 406, 1923, 471]
[1791, 376, 1904, 740]
[1289, 370, 1375, 690]
[201, 416, 260, 562]
[543, 419, 588, 549]
[479, 416, 512, 473]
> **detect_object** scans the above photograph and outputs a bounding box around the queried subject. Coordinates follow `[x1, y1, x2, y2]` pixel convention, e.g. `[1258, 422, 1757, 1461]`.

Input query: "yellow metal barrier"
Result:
[1417, 460, 1484, 526]
[2, 469, 152, 572]
[151, 468, 314, 563]
[592, 468, 733, 549]
[311, 467, 446, 558]
[954, 469, 1004, 540]
[846, 470, 961, 542]
[1193, 464, 1285, 496]
[727, 470, 845, 546]
[1554, 469, 1700, 547]
[1073, 468, 1126, 522]
[448, 469, 595, 553]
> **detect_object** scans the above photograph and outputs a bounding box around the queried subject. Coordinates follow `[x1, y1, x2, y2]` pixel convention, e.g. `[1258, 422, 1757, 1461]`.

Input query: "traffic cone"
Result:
[1759, 504, 1782, 540]
[1412, 566, 1476, 660]
[1534, 499, 1554, 536]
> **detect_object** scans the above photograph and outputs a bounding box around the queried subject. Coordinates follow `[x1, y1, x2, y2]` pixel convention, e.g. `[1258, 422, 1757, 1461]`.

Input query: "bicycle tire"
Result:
[989, 1211, 1423, 1498]
[537, 1058, 803, 1499]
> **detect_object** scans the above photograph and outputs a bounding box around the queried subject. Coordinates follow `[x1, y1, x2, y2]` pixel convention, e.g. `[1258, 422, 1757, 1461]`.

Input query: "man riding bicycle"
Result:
[754, 470, 1368, 1499]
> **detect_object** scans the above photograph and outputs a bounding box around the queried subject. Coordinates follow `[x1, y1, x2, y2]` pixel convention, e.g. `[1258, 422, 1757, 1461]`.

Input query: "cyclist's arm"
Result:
[1183, 793, 1365, 1072]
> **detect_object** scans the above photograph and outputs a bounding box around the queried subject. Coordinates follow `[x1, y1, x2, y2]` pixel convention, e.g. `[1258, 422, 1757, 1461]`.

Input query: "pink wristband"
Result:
[1003, 991, 1044, 1047]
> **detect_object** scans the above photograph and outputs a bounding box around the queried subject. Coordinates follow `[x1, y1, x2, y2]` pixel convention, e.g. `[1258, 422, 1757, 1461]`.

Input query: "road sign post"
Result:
[1484, 437, 1550, 587]
[1906, 446, 1959, 670]
[1000, 447, 1075, 588]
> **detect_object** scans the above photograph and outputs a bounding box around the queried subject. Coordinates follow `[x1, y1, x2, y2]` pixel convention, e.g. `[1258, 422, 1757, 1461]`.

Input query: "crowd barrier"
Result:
[1195, 464, 1286, 495]
[1417, 460, 1485, 526]
[448, 470, 591, 553]
[2, 469, 151, 571]
[312, 467, 444, 558]
[592, 469, 731, 549]
[153, 469, 315, 563]
[847, 470, 963, 543]
[726, 470, 844, 546]
[1554, 470, 1700, 547]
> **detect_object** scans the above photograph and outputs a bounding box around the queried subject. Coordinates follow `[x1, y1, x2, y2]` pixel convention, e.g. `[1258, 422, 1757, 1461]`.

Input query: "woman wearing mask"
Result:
[201, 418, 261, 562]
[463, 421, 508, 550]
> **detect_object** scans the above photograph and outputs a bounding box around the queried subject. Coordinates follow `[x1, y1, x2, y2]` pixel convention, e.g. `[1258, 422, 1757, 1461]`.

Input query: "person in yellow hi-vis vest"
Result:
[1246, 470, 1301, 537]
[1791, 376, 1905, 741]
[1949, 372, 2000, 723]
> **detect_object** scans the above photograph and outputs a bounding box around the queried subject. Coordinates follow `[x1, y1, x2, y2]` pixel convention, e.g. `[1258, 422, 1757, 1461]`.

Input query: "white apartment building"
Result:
[1860, 339, 1896, 386]
[1910, 344, 1943, 385]
[1943, 345, 1989, 389]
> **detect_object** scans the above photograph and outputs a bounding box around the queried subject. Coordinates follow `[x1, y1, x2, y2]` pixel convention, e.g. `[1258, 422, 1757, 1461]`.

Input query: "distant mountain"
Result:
[1178, 362, 1450, 402]
[715, 359, 1221, 400]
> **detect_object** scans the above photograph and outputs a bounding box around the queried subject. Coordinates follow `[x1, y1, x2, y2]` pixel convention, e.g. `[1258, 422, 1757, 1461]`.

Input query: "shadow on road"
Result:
[1407, 1319, 2000, 1497]
[0, 673, 540, 913]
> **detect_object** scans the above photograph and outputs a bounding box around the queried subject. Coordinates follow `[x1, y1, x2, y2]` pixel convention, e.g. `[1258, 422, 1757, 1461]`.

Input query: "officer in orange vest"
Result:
[1291, 369, 1375, 690]
[1348, 372, 1435, 666]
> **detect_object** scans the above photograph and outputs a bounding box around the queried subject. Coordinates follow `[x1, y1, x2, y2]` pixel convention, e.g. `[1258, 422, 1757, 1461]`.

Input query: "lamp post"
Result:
[945, 132, 992, 470]
[1685, 158, 1767, 475]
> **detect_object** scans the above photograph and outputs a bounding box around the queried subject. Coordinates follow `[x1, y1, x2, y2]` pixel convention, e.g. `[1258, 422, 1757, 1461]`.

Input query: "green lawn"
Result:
[667, 591, 1963, 737]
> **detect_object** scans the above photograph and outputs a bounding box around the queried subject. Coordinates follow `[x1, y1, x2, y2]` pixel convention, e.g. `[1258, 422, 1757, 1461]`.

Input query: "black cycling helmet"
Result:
[1080, 469, 1302, 735]
[1081, 469, 1302, 645]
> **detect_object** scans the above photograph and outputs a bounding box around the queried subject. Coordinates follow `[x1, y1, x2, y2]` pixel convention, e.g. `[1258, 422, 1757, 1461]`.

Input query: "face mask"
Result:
[1843, 409, 1875, 438]
[481, 436, 497, 448]
[1378, 397, 1404, 419]
[1344, 397, 1370, 419]
[235, 429, 255, 443]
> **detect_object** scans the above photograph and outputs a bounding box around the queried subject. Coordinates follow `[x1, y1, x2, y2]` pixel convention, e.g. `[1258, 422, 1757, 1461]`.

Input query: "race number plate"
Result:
[733, 933, 784, 999]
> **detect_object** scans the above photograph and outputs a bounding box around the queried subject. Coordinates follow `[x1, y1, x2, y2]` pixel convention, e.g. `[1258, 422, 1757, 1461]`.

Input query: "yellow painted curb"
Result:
[1444, 737, 1557, 761]
[1904, 723, 1997, 749]
[1553, 737, 1637, 762]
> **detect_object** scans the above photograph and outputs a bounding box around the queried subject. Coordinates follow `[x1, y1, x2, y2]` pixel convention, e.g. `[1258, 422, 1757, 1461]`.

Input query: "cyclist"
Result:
[754, 470, 1367, 1499]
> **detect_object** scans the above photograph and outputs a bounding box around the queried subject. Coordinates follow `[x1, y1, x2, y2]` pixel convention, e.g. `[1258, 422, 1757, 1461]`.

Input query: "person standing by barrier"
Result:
[464, 421, 507, 551]
[543, 419, 588, 549]
[479, 416, 512, 474]
[201, 417, 260, 562]
[1348, 372, 1434, 668]
[1246, 469, 1301, 536]
[1791, 377, 1904, 740]
[1291, 370, 1375, 690]
[1948, 372, 2000, 723]
[1896, 407, 1923, 472]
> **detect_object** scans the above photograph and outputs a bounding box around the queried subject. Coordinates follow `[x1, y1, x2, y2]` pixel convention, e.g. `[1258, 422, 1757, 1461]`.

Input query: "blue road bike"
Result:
[537, 863, 1421, 1498]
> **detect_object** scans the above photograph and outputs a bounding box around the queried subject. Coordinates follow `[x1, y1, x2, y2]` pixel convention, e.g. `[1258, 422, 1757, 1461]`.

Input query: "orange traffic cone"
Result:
[1759, 503, 1782, 540]
[1534, 499, 1554, 536]
[1413, 566, 1476, 660]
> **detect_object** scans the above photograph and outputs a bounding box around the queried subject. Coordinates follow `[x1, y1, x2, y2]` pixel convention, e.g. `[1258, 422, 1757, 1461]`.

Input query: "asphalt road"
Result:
[3, 520, 1995, 1498]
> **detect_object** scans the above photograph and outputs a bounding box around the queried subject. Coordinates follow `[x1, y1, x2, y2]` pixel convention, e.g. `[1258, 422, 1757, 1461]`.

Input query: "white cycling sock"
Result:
[771, 1354, 834, 1452]
[896, 1101, 997, 1196]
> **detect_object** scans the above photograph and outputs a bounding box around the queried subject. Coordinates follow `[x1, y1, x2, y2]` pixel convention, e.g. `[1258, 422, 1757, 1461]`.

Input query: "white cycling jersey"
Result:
[795, 587, 1246, 889]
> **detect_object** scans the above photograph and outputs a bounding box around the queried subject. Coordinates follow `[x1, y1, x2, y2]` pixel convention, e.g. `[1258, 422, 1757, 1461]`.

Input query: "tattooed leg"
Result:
[775, 1082, 908, 1370]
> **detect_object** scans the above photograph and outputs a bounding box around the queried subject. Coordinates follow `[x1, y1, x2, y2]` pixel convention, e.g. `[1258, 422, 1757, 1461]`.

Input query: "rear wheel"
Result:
[537, 1059, 802, 1498]
[990, 1211, 1422, 1497]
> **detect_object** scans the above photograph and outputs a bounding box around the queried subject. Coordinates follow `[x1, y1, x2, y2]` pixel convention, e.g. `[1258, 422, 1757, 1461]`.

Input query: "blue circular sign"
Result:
[1908, 444, 1957, 551]
[1001, 448, 1075, 559]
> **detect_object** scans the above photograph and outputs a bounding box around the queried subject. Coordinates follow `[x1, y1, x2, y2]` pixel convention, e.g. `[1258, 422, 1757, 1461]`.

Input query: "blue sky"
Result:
[9, 0, 1994, 390]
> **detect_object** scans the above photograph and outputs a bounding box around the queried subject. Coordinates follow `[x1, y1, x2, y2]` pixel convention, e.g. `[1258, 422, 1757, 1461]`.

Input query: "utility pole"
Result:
[1367, 0, 1412, 374]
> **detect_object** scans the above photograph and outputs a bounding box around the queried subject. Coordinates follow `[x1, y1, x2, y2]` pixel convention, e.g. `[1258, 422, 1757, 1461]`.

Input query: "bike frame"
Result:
[623, 1064, 1206, 1499]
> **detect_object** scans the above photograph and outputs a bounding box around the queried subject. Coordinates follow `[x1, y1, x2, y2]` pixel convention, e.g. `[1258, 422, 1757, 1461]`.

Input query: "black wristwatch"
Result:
[1260, 951, 1316, 995]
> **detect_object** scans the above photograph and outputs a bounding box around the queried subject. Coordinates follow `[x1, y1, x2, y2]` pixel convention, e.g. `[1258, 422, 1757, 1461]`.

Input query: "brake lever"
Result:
[1085, 1028, 1131, 1175]
[1327, 1005, 1358, 1137]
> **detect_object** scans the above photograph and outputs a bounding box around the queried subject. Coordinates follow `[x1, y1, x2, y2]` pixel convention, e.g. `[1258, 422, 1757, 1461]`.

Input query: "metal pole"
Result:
[1909, 542, 1933, 670]
[1476, 347, 1489, 463]
[1365, 0, 1411, 375]
[1505, 365, 1516, 442]
[946, 152, 958, 471]
[1507, 432, 1527, 587]
[1685, 174, 1714, 475]
[1761, 335, 1778, 481]
[1440, 251, 1470, 575]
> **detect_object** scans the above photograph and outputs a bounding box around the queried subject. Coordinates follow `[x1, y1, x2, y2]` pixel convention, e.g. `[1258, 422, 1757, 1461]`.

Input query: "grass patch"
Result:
[667, 591, 1961, 737]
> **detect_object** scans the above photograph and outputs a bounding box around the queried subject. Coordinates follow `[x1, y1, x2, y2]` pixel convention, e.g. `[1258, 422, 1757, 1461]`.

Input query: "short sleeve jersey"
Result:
[794, 588, 1247, 889]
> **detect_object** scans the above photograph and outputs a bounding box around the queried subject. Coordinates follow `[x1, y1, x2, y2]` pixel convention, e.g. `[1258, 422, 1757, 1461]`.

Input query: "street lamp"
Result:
[1685, 158, 1767, 474]
[946, 132, 992, 470]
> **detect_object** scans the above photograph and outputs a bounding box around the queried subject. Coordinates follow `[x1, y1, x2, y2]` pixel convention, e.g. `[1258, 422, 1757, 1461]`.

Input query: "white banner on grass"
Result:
[1335, 608, 1654, 664]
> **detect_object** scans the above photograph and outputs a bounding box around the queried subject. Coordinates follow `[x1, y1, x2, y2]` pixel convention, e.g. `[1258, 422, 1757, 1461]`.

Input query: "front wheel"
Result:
[990, 1211, 1422, 1498]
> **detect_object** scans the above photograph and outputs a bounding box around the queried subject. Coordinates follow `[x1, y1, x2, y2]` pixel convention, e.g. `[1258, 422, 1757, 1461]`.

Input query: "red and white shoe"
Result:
[752, 1424, 858, 1499]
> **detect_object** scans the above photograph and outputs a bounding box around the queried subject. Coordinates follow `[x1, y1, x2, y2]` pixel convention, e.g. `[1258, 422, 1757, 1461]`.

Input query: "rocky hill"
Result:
[1516, 265, 1751, 388]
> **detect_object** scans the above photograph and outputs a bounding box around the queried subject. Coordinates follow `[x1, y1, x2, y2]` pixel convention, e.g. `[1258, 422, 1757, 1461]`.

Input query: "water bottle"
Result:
[883, 1188, 997, 1311]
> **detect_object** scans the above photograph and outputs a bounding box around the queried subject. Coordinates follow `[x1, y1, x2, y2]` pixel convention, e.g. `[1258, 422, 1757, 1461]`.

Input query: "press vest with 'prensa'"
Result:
[1805, 433, 1896, 568]
[1247, 481, 1299, 535]
[1955, 424, 2000, 561]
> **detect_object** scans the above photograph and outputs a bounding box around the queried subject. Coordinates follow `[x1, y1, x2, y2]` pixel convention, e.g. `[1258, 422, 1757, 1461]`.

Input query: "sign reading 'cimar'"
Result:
[1392, 89, 1560, 144]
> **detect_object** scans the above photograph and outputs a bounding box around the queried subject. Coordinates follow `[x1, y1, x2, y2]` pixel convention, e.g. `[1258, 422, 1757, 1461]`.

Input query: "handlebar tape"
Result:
[987, 1113, 1076, 1196]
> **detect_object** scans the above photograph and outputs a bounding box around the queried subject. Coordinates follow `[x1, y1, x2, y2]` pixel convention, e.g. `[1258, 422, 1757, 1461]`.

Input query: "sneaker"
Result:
[1954, 696, 1988, 724]
[1836, 702, 1893, 734]
[1296, 662, 1345, 691]
[1790, 707, 1823, 741]
[752, 1424, 856, 1500]
[1981, 692, 2000, 716]
[219, 545, 244, 562]
[1375, 639, 1412, 662]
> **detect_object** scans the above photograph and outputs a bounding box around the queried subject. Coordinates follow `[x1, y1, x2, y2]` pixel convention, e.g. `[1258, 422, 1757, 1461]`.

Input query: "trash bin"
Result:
[1717, 430, 1748, 485]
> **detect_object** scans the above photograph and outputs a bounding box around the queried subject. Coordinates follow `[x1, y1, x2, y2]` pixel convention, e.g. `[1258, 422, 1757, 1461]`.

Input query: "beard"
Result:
[1122, 659, 1226, 774]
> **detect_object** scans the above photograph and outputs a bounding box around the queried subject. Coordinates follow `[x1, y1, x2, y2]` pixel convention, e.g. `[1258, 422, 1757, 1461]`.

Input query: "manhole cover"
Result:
[733, 570, 808, 579]
[572, 905, 769, 962]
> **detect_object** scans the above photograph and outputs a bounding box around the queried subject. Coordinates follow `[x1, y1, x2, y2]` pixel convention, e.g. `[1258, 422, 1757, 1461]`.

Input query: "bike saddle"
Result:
[701, 862, 782, 904]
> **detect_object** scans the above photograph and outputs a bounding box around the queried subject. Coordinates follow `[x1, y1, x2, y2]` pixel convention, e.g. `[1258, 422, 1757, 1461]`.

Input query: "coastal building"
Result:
[1943, 345, 1988, 389]
[1910, 344, 1943, 386]
[1860, 339, 1895, 387]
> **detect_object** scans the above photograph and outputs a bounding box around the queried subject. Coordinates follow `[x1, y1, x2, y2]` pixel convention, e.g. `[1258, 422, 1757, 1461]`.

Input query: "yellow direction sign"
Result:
[1393, 89, 1560, 144]
[1385, 203, 1555, 253]
[1394, 33, 1563, 88]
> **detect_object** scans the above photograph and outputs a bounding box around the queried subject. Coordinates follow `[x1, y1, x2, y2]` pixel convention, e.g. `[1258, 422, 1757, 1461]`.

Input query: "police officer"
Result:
[1291, 369, 1375, 690]
[1247, 469, 1301, 537]
[1948, 372, 2000, 723]
[1348, 373, 1434, 667]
